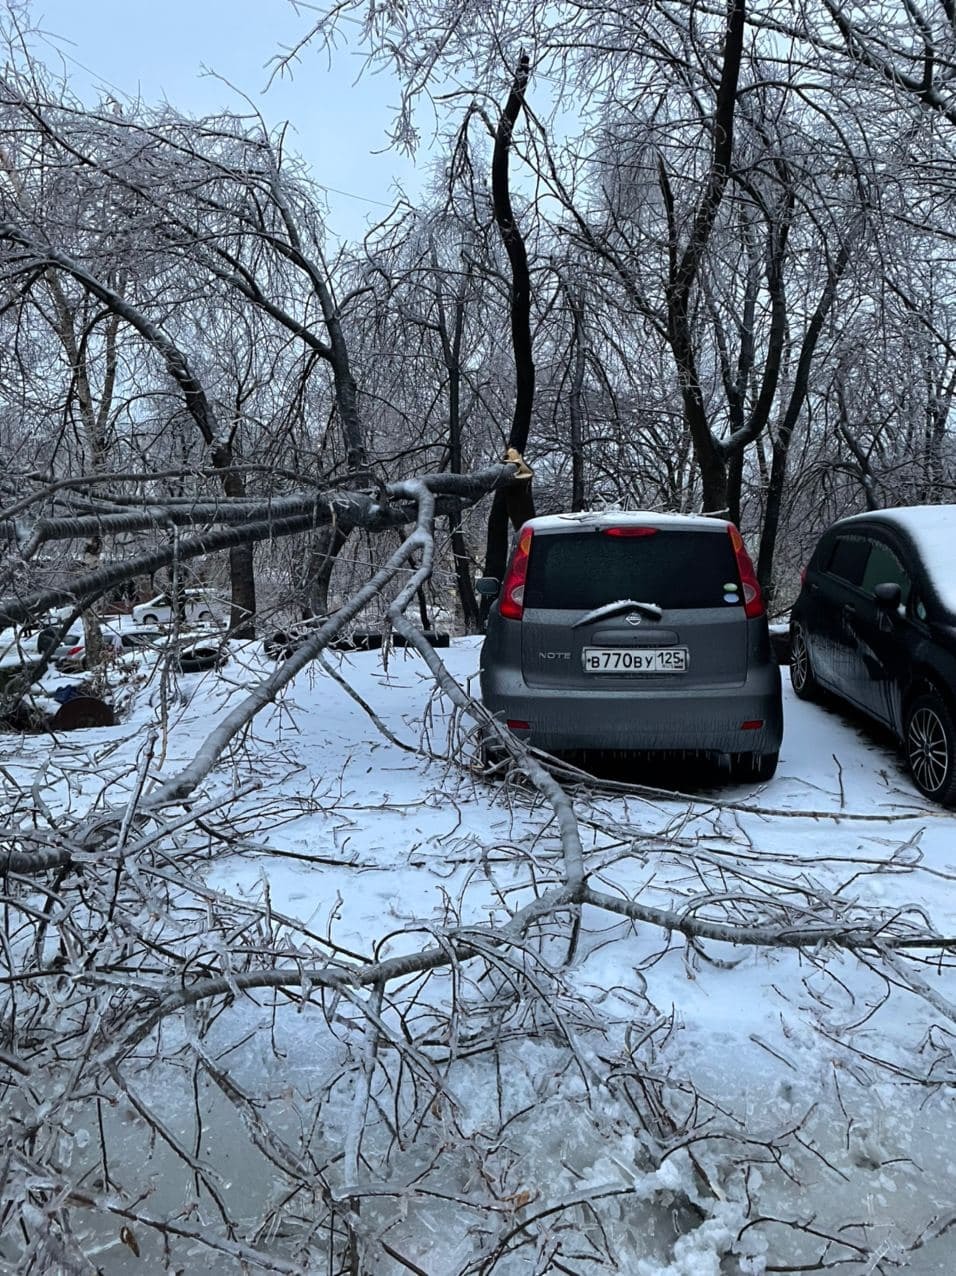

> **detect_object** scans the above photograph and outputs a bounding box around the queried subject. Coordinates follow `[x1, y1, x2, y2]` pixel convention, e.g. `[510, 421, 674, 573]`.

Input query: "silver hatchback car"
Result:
[479, 511, 783, 780]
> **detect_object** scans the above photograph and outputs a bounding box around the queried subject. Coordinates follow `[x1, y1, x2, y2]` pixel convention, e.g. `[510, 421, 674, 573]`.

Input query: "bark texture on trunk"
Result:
[659, 0, 746, 515]
[481, 52, 536, 622]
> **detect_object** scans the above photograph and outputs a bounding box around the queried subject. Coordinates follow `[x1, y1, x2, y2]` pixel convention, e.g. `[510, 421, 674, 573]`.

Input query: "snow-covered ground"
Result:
[4, 637, 956, 1273]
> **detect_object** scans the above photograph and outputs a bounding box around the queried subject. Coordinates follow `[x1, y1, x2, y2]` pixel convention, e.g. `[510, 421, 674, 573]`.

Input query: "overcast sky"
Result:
[31, 0, 423, 240]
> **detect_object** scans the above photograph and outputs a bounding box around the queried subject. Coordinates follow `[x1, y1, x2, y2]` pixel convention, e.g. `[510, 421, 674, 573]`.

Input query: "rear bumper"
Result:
[479, 663, 783, 755]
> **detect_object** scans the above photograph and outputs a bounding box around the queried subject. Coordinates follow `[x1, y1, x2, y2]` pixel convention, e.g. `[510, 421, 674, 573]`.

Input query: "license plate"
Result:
[583, 646, 689, 674]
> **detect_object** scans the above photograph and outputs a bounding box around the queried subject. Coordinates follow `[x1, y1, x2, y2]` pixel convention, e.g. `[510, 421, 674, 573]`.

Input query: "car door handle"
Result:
[843, 604, 857, 617]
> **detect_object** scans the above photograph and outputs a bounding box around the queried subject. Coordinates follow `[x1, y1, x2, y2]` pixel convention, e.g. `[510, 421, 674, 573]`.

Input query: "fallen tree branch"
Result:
[0, 462, 520, 627]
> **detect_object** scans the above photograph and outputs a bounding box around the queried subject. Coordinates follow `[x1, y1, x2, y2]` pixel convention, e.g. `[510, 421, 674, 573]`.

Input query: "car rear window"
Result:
[523, 529, 741, 611]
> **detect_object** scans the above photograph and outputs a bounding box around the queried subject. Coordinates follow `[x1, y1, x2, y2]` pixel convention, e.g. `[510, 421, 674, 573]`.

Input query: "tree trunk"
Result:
[440, 260, 480, 631]
[659, 0, 746, 515]
[450, 521, 480, 632]
[302, 524, 349, 617]
[481, 52, 536, 622]
[567, 282, 587, 512]
[0, 228, 260, 636]
[757, 234, 855, 597]
[726, 446, 744, 527]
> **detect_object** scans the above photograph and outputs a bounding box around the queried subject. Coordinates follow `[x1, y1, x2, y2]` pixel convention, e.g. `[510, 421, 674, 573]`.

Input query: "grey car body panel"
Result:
[480, 513, 783, 755]
[521, 607, 748, 689]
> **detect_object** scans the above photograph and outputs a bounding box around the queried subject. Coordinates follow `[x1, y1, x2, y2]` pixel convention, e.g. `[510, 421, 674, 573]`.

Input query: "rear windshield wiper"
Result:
[572, 599, 663, 628]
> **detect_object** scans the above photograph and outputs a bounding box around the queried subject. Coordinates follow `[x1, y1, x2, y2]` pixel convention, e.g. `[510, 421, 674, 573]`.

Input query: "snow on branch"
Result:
[0, 462, 520, 627]
[3, 467, 955, 1273]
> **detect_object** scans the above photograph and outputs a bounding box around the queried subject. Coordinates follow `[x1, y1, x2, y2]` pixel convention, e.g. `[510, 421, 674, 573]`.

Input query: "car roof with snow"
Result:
[523, 510, 731, 534]
[837, 504, 956, 613]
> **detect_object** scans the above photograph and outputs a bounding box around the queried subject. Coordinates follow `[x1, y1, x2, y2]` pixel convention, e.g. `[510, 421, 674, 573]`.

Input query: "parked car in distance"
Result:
[131, 589, 224, 626]
[0, 629, 44, 686]
[478, 511, 783, 780]
[790, 505, 956, 805]
[0, 625, 87, 681]
[50, 633, 85, 672]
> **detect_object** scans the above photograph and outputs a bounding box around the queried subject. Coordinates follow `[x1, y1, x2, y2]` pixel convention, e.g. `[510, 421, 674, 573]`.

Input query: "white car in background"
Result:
[0, 628, 43, 674]
[0, 625, 86, 676]
[131, 590, 225, 626]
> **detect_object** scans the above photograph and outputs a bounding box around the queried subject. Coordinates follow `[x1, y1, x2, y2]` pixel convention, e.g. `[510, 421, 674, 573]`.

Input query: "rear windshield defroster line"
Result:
[522, 530, 741, 612]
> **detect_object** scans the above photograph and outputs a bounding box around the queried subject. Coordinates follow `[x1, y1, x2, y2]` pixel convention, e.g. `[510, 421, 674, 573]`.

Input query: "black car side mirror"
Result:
[475, 576, 500, 599]
[873, 582, 902, 610]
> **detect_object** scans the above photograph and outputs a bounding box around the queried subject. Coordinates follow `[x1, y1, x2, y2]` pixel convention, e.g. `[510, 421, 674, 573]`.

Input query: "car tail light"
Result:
[602, 526, 658, 537]
[799, 565, 807, 586]
[499, 525, 534, 621]
[506, 719, 530, 730]
[727, 524, 765, 619]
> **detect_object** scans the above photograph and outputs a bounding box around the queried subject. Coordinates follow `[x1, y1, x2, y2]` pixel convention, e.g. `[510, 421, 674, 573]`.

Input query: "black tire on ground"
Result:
[789, 623, 820, 701]
[178, 647, 227, 674]
[142, 613, 159, 625]
[264, 631, 291, 660]
[904, 691, 956, 806]
[198, 610, 214, 622]
[729, 750, 779, 783]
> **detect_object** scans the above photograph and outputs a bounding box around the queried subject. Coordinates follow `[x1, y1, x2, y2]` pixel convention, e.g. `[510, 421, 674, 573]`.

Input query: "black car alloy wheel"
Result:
[905, 692, 956, 805]
[789, 623, 818, 700]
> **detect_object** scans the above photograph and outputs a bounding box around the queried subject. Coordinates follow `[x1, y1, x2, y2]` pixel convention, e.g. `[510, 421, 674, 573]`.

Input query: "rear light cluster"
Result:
[499, 525, 533, 621]
[727, 524, 765, 619]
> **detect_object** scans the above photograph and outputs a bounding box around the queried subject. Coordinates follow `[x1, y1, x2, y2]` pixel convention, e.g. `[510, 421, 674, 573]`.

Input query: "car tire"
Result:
[789, 623, 820, 701]
[729, 750, 779, 783]
[141, 613, 159, 625]
[904, 692, 956, 806]
[478, 731, 507, 774]
[262, 632, 285, 663]
[177, 646, 227, 674]
[198, 610, 214, 622]
[265, 631, 295, 660]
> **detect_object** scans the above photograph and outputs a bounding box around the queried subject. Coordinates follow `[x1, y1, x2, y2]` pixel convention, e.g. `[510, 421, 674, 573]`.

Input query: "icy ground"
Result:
[5, 637, 956, 1273]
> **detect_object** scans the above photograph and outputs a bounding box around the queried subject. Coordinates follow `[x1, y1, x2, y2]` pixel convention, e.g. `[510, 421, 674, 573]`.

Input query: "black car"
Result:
[790, 505, 956, 804]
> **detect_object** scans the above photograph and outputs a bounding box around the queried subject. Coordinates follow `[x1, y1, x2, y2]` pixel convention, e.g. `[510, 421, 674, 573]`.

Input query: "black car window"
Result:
[825, 536, 869, 587]
[523, 530, 741, 611]
[860, 541, 911, 603]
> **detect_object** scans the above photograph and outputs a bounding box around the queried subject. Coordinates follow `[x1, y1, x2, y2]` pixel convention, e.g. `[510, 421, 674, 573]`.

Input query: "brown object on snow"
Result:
[51, 696, 115, 731]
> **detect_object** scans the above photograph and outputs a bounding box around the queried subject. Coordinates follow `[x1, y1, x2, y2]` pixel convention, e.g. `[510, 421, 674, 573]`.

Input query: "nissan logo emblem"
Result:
[626, 612, 642, 626]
